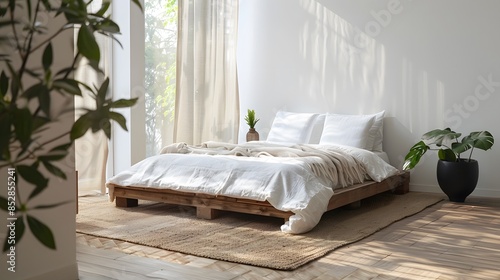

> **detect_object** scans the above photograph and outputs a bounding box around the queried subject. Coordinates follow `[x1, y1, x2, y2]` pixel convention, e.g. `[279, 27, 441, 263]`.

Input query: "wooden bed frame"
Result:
[110, 171, 410, 221]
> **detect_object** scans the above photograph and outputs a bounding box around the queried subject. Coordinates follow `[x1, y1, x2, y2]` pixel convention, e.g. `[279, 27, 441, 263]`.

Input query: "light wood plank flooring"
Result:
[77, 194, 500, 280]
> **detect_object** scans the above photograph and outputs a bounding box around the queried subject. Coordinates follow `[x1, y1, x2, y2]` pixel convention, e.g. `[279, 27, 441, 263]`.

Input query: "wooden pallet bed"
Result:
[109, 171, 410, 221]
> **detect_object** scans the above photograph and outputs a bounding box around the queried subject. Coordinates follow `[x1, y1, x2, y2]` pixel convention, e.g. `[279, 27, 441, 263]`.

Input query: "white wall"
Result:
[237, 0, 500, 197]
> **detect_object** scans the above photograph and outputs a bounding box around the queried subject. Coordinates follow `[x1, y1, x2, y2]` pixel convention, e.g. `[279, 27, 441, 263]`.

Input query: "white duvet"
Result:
[106, 142, 399, 234]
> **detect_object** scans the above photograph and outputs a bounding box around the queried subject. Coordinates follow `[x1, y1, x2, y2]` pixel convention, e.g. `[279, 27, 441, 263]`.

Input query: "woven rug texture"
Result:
[76, 192, 443, 270]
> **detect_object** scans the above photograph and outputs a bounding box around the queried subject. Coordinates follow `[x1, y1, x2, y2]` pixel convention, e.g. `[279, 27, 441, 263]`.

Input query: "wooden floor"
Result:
[76, 194, 500, 280]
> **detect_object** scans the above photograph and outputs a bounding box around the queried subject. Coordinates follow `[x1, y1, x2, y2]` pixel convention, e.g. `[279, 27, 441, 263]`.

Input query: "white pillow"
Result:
[308, 114, 326, 144]
[368, 111, 385, 152]
[267, 111, 319, 144]
[319, 113, 376, 149]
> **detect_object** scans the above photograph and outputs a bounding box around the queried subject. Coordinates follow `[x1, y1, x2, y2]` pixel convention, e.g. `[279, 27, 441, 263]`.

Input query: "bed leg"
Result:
[197, 207, 220, 219]
[346, 200, 361, 209]
[394, 172, 410, 195]
[116, 197, 138, 207]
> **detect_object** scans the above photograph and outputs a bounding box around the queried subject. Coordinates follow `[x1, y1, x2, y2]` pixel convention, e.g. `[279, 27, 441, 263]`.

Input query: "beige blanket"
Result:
[160, 141, 367, 187]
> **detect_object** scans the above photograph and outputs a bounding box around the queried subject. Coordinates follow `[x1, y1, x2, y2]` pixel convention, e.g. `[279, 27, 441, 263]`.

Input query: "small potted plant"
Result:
[244, 109, 260, 141]
[403, 128, 494, 202]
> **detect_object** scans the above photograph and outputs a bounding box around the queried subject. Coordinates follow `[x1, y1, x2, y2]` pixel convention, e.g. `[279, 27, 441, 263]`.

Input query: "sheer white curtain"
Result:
[174, 0, 240, 144]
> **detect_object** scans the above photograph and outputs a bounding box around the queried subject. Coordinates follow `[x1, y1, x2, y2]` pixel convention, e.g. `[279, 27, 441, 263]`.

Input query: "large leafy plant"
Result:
[0, 0, 142, 251]
[403, 128, 494, 170]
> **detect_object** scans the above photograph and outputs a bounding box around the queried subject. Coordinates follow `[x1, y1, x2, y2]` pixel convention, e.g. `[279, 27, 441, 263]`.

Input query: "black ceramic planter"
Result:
[436, 159, 479, 202]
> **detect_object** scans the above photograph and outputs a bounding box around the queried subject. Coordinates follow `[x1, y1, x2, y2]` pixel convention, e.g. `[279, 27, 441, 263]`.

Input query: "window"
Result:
[144, 0, 178, 156]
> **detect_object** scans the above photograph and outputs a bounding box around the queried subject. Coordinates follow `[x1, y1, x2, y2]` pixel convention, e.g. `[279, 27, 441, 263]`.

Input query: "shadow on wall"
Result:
[297, 0, 387, 114]
[295, 0, 420, 165]
[383, 117, 415, 169]
[238, 1, 500, 194]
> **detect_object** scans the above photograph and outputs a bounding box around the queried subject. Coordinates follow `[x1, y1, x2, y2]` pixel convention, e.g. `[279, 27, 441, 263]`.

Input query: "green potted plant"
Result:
[244, 109, 259, 141]
[0, 0, 142, 252]
[403, 128, 494, 202]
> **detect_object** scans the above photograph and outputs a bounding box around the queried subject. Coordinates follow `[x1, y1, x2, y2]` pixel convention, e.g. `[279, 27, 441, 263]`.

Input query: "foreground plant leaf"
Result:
[27, 215, 56, 250]
[42, 43, 53, 71]
[1, 0, 144, 252]
[70, 112, 93, 140]
[17, 165, 49, 201]
[41, 161, 67, 180]
[77, 24, 100, 63]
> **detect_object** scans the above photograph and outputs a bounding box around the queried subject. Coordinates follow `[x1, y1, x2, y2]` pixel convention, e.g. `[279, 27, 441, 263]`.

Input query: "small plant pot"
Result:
[246, 128, 259, 142]
[436, 159, 479, 202]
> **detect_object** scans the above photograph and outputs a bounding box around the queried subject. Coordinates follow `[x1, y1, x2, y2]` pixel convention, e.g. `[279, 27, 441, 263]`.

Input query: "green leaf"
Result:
[108, 33, 123, 49]
[42, 161, 67, 180]
[0, 196, 9, 212]
[109, 111, 127, 131]
[29, 184, 50, 203]
[110, 98, 138, 108]
[24, 68, 42, 79]
[0, 71, 8, 97]
[452, 131, 495, 157]
[403, 141, 429, 170]
[452, 138, 472, 155]
[55, 66, 77, 77]
[41, 0, 53, 11]
[90, 111, 106, 132]
[131, 0, 143, 12]
[77, 24, 100, 63]
[101, 119, 111, 138]
[25, 0, 32, 21]
[17, 165, 49, 200]
[244, 109, 259, 128]
[6, 62, 20, 100]
[60, 0, 85, 21]
[467, 131, 494, 151]
[59, 0, 87, 23]
[87, 59, 101, 73]
[27, 215, 56, 250]
[8, 0, 16, 14]
[53, 78, 82, 96]
[422, 128, 461, 147]
[438, 148, 457, 161]
[16, 139, 34, 159]
[96, 78, 110, 108]
[95, 18, 120, 33]
[0, 113, 11, 160]
[94, 1, 111, 17]
[42, 43, 53, 70]
[13, 108, 33, 145]
[71, 113, 92, 140]
[76, 80, 94, 93]
[22, 83, 46, 100]
[38, 86, 51, 117]
[3, 217, 25, 252]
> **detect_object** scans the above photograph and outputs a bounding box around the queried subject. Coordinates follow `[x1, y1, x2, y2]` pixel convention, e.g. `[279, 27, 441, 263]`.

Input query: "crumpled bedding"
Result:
[160, 141, 369, 187]
[106, 141, 399, 234]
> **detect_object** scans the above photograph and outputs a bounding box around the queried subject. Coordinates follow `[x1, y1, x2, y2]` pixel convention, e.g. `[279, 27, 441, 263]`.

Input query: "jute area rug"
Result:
[76, 192, 442, 270]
